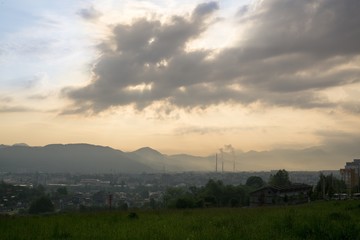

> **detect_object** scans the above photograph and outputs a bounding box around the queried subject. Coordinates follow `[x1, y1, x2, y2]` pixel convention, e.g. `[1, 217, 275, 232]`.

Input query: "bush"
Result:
[28, 196, 54, 214]
[128, 212, 139, 219]
[175, 197, 194, 209]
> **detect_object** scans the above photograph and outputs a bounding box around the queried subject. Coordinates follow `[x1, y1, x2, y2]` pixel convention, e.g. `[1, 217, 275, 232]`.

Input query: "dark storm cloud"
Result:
[238, 0, 360, 57]
[63, 0, 360, 114]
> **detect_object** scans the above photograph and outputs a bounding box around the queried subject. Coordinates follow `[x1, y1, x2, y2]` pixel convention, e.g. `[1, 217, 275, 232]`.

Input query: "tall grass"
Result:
[1, 201, 360, 240]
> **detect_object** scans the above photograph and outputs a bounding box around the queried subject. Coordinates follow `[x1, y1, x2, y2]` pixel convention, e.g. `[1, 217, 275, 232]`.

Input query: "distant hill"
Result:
[12, 143, 29, 147]
[234, 147, 335, 171]
[0, 143, 216, 173]
[128, 147, 166, 171]
[167, 154, 214, 172]
[0, 144, 154, 173]
[0, 143, 346, 173]
[128, 147, 214, 172]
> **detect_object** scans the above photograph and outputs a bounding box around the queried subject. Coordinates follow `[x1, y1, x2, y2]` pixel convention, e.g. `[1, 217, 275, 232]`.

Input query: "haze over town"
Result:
[1, 0, 360, 171]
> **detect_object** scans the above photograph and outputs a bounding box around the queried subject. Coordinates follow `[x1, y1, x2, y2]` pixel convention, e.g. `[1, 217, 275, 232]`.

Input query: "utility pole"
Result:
[322, 175, 326, 199]
[221, 150, 224, 174]
[233, 156, 235, 172]
[108, 193, 113, 209]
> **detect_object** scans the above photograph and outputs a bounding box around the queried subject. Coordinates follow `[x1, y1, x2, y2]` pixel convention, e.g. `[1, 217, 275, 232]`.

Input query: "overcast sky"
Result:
[1, 0, 360, 170]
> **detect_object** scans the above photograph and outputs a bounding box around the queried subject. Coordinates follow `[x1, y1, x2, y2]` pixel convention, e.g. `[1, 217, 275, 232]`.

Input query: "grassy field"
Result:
[1, 200, 360, 240]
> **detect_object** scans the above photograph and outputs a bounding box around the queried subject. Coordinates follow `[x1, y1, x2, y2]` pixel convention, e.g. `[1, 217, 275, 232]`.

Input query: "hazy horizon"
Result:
[1, 0, 359, 170]
[0, 142, 356, 171]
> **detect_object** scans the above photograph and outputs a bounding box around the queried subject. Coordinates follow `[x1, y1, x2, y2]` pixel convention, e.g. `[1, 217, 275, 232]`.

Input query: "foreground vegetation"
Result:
[1, 200, 360, 240]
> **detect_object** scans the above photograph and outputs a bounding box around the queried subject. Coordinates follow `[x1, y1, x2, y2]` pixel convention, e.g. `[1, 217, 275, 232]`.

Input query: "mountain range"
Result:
[0, 143, 346, 173]
[0, 144, 214, 173]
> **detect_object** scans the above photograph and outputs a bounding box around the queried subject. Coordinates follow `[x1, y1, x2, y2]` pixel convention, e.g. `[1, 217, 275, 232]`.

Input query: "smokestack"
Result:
[215, 153, 218, 173]
[219, 148, 224, 173]
[222, 144, 236, 172]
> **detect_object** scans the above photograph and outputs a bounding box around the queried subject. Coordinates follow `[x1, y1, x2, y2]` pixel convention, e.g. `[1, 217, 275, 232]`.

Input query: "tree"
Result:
[163, 187, 186, 208]
[29, 196, 54, 214]
[149, 198, 157, 209]
[56, 187, 68, 195]
[269, 169, 291, 186]
[203, 179, 224, 206]
[164, 179, 251, 208]
[118, 200, 129, 210]
[246, 176, 265, 189]
[175, 197, 194, 209]
[314, 173, 346, 199]
[33, 184, 45, 196]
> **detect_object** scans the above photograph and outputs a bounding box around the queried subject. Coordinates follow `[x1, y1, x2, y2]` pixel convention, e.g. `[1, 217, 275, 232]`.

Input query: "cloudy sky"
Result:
[1, 0, 360, 170]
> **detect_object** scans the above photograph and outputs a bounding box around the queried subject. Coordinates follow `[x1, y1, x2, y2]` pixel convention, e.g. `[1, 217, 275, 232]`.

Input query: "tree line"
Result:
[163, 169, 347, 209]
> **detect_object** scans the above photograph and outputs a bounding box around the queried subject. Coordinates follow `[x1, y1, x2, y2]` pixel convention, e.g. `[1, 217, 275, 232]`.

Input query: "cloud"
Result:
[0, 96, 13, 103]
[63, 0, 360, 114]
[8, 73, 49, 90]
[0, 105, 32, 113]
[193, 1, 219, 18]
[27, 94, 49, 100]
[340, 101, 360, 115]
[77, 6, 102, 21]
[175, 125, 253, 136]
[238, 0, 360, 57]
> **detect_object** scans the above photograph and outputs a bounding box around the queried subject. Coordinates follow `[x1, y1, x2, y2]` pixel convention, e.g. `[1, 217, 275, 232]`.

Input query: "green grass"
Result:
[1, 201, 360, 240]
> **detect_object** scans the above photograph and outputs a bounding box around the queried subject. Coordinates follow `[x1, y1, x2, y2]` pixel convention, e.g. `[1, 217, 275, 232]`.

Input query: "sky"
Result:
[1, 0, 360, 170]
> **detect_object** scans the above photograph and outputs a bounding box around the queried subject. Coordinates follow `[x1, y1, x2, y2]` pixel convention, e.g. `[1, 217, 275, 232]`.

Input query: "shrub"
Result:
[175, 197, 195, 209]
[28, 196, 54, 214]
[128, 212, 139, 219]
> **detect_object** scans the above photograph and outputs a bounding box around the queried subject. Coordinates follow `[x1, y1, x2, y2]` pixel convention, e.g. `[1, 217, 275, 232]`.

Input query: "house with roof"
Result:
[249, 184, 312, 207]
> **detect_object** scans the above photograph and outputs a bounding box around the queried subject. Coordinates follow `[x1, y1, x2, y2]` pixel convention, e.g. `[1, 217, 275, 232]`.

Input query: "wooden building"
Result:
[249, 184, 312, 207]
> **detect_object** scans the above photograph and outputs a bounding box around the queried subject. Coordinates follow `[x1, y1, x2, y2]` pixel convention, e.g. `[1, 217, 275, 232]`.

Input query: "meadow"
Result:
[1, 200, 360, 240]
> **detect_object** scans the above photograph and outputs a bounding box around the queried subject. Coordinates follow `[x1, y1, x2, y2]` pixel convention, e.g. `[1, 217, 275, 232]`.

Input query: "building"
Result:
[249, 184, 312, 207]
[340, 159, 360, 192]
